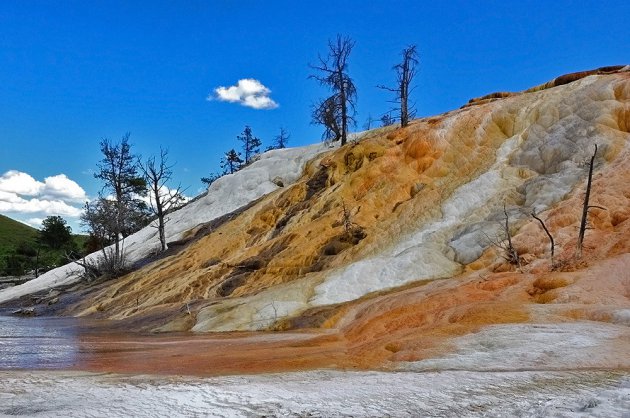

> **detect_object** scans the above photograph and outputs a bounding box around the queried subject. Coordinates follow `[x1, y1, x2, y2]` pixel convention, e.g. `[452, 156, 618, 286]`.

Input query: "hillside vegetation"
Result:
[0, 214, 87, 276]
[0, 214, 38, 252]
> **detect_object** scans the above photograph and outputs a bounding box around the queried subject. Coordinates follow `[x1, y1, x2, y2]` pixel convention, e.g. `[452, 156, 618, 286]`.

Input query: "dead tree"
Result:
[310, 34, 357, 146]
[531, 211, 555, 267]
[140, 148, 186, 252]
[312, 96, 342, 142]
[266, 127, 290, 151]
[485, 204, 520, 268]
[576, 144, 605, 258]
[92, 134, 148, 266]
[378, 45, 419, 128]
[502, 205, 521, 268]
[363, 114, 377, 130]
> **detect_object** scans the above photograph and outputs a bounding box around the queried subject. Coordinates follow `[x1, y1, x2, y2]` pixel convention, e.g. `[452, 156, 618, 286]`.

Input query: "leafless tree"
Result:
[139, 148, 186, 252]
[484, 204, 520, 268]
[310, 34, 357, 145]
[312, 96, 342, 142]
[531, 211, 555, 267]
[80, 199, 129, 278]
[576, 144, 606, 258]
[86, 134, 148, 272]
[378, 45, 419, 128]
[267, 127, 290, 151]
[363, 114, 377, 130]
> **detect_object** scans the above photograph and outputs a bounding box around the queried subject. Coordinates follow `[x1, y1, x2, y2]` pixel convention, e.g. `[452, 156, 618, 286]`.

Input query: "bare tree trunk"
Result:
[156, 196, 166, 252]
[532, 212, 555, 267]
[400, 80, 408, 127]
[503, 204, 521, 268]
[340, 78, 347, 145]
[576, 144, 597, 258]
[35, 248, 40, 278]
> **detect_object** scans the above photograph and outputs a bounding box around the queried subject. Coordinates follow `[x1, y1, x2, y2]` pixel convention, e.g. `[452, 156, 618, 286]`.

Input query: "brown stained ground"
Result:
[75, 330, 352, 376]
[72, 271, 530, 376]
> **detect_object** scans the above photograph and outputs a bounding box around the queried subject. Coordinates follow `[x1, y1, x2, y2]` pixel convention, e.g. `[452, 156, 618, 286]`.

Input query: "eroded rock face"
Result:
[4, 70, 630, 344]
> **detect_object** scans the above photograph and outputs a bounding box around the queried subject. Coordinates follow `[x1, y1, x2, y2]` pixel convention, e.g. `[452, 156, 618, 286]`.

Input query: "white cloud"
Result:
[25, 218, 45, 228]
[0, 170, 87, 221]
[0, 170, 43, 196]
[210, 78, 279, 110]
[42, 174, 87, 201]
[0, 190, 25, 204]
[139, 186, 191, 210]
[0, 197, 83, 217]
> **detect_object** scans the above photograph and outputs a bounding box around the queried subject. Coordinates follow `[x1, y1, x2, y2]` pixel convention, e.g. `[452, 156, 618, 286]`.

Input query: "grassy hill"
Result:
[0, 214, 38, 254]
[0, 214, 88, 276]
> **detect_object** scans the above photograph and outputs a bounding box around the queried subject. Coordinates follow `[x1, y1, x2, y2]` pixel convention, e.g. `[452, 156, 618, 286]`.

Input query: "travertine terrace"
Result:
[2, 67, 629, 374]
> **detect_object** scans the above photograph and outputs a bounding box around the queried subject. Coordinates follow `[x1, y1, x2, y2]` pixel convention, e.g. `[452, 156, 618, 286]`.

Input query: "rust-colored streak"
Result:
[76, 331, 352, 376]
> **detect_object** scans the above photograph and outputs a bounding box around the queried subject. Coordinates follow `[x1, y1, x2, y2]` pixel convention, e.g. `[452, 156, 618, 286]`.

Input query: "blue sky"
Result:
[0, 0, 628, 231]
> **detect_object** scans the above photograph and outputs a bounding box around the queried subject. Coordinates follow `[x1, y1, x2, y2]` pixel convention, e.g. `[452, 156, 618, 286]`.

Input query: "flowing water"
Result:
[0, 316, 82, 370]
[1, 317, 628, 417]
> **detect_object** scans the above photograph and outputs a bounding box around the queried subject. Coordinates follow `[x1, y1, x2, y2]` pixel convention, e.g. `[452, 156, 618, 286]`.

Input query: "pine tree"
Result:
[221, 148, 244, 174]
[237, 126, 262, 164]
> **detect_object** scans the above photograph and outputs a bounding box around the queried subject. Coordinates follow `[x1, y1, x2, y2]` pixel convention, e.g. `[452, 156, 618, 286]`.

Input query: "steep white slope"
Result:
[0, 144, 329, 305]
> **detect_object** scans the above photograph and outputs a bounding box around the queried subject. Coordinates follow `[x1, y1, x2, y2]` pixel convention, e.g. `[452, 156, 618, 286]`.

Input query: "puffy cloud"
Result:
[0, 197, 83, 217]
[0, 190, 25, 204]
[0, 170, 86, 221]
[25, 218, 45, 228]
[210, 78, 279, 110]
[0, 170, 42, 196]
[42, 174, 87, 201]
[139, 185, 190, 210]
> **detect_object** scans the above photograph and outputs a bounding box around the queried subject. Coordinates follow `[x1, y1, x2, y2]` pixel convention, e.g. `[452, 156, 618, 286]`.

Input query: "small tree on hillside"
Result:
[312, 96, 342, 142]
[80, 198, 127, 278]
[85, 133, 148, 274]
[220, 149, 244, 174]
[310, 34, 357, 145]
[363, 114, 377, 130]
[139, 148, 186, 252]
[266, 127, 290, 151]
[201, 172, 222, 187]
[39, 216, 73, 250]
[237, 126, 262, 164]
[379, 45, 419, 128]
[381, 112, 395, 127]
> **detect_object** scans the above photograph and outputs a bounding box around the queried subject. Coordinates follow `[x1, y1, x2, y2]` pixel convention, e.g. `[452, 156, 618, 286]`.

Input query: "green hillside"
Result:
[0, 214, 38, 253]
[0, 214, 88, 276]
